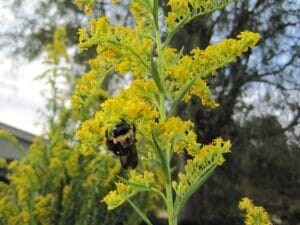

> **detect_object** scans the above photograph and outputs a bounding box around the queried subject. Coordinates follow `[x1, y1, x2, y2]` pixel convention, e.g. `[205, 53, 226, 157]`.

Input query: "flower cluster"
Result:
[76, 80, 160, 156]
[156, 117, 200, 156]
[172, 138, 231, 196]
[44, 26, 69, 65]
[0, 157, 6, 168]
[166, 0, 234, 30]
[75, 0, 96, 14]
[35, 194, 56, 225]
[78, 16, 153, 79]
[239, 197, 273, 225]
[165, 31, 260, 107]
[102, 170, 155, 210]
[0, 25, 136, 225]
[71, 67, 109, 120]
[130, 0, 154, 29]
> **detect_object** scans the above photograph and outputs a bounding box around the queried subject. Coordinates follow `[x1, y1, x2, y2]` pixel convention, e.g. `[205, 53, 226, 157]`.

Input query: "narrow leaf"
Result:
[127, 199, 153, 225]
[168, 75, 198, 117]
[117, 175, 167, 204]
[152, 0, 159, 29]
[151, 57, 164, 92]
[151, 131, 169, 182]
[174, 164, 217, 215]
[117, 176, 151, 192]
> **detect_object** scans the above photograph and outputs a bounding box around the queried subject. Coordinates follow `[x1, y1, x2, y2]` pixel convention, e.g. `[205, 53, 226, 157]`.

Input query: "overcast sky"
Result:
[0, 54, 46, 135]
[0, 2, 46, 135]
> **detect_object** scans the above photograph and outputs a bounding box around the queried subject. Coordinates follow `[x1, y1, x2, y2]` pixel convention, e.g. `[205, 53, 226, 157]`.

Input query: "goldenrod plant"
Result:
[72, 0, 260, 225]
[0, 1, 265, 225]
[0, 26, 143, 225]
[239, 197, 273, 225]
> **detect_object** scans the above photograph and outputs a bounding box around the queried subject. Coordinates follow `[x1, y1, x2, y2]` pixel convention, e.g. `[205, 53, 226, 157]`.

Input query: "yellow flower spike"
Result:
[45, 26, 69, 64]
[18, 211, 30, 225]
[173, 138, 231, 196]
[65, 150, 80, 178]
[102, 190, 125, 210]
[75, 0, 96, 15]
[35, 194, 56, 225]
[165, 31, 260, 107]
[116, 182, 132, 197]
[239, 197, 273, 225]
[49, 157, 62, 170]
[0, 157, 6, 168]
[102, 171, 155, 210]
[130, 0, 153, 29]
[165, 12, 178, 30]
[157, 117, 199, 156]
[167, 0, 190, 19]
[78, 28, 89, 44]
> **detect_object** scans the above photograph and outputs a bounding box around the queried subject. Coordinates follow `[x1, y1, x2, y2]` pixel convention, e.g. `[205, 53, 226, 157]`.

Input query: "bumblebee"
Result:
[105, 120, 138, 169]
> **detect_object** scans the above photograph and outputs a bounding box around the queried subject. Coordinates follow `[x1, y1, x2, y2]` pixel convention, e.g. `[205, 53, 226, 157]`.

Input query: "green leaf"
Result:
[174, 164, 217, 215]
[151, 131, 169, 182]
[117, 175, 167, 204]
[127, 199, 153, 225]
[151, 57, 164, 92]
[167, 75, 199, 117]
[152, 0, 159, 29]
[175, 46, 185, 63]
[117, 176, 151, 192]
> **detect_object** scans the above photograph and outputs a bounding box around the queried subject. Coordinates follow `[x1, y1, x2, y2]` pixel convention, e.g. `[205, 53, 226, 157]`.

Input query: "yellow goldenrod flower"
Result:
[75, 0, 96, 15]
[173, 138, 231, 196]
[45, 26, 69, 65]
[35, 194, 56, 225]
[167, 0, 190, 19]
[102, 171, 155, 210]
[239, 197, 273, 225]
[0, 157, 6, 168]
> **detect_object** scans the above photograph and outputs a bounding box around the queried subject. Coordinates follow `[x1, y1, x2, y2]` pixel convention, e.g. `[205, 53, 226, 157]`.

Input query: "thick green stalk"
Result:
[166, 181, 177, 225]
[165, 150, 177, 225]
[151, 2, 176, 224]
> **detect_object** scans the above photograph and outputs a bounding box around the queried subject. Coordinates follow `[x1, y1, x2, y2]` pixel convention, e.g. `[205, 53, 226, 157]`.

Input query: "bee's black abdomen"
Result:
[120, 145, 138, 169]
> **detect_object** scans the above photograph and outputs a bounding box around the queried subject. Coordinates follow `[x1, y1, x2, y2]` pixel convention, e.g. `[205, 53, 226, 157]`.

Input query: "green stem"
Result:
[151, 3, 176, 224]
[165, 145, 177, 225]
[166, 181, 177, 225]
[159, 92, 166, 120]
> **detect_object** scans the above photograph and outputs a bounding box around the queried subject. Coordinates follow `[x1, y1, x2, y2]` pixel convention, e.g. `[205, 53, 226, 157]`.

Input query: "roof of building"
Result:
[0, 122, 35, 144]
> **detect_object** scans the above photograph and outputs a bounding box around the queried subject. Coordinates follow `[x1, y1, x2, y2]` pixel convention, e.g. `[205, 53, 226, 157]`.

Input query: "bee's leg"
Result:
[132, 124, 137, 143]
